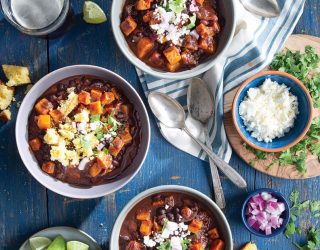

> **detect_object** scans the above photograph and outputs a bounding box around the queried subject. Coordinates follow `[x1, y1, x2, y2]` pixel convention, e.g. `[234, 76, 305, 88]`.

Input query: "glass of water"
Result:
[0, 0, 71, 37]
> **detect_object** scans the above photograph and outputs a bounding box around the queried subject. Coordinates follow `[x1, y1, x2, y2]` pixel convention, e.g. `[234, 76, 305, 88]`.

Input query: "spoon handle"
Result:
[184, 128, 247, 188]
[206, 130, 226, 209]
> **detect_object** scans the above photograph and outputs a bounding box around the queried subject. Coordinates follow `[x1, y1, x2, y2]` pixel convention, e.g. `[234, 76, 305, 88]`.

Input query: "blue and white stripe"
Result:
[136, 0, 306, 163]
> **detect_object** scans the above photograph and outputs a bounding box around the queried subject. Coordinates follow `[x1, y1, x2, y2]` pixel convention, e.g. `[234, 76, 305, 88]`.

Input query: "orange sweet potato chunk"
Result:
[78, 90, 91, 105]
[89, 163, 101, 177]
[35, 98, 53, 115]
[42, 162, 55, 174]
[120, 128, 133, 145]
[163, 46, 181, 65]
[29, 138, 41, 151]
[49, 109, 63, 124]
[208, 228, 220, 240]
[101, 92, 115, 105]
[136, 209, 151, 221]
[195, 0, 205, 5]
[37, 115, 51, 130]
[196, 23, 214, 38]
[139, 220, 152, 236]
[91, 89, 102, 101]
[90, 101, 103, 114]
[137, 37, 154, 59]
[136, 0, 153, 10]
[166, 62, 181, 72]
[188, 219, 203, 234]
[97, 152, 113, 170]
[109, 137, 124, 157]
[210, 239, 225, 250]
[198, 37, 217, 54]
[121, 16, 138, 37]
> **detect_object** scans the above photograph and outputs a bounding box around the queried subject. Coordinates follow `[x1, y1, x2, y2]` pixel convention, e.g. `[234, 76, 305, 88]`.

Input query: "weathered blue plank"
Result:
[0, 12, 48, 250]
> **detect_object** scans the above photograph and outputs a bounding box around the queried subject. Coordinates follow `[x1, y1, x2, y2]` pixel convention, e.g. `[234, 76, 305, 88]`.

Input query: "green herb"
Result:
[108, 115, 121, 131]
[295, 228, 320, 250]
[102, 147, 109, 155]
[310, 201, 320, 213]
[161, 219, 168, 233]
[187, 14, 196, 29]
[157, 240, 171, 250]
[167, 0, 186, 13]
[243, 142, 267, 160]
[95, 127, 104, 140]
[90, 114, 101, 122]
[181, 239, 191, 250]
[80, 135, 91, 149]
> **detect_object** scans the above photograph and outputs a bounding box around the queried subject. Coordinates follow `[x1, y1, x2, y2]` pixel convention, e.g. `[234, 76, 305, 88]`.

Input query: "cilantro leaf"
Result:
[285, 222, 297, 238]
[107, 115, 121, 131]
[103, 147, 109, 155]
[181, 239, 191, 250]
[243, 142, 267, 160]
[187, 14, 196, 29]
[167, 0, 186, 13]
[157, 240, 171, 250]
[290, 191, 300, 205]
[310, 201, 320, 213]
[95, 127, 104, 140]
[80, 135, 91, 149]
[90, 114, 101, 122]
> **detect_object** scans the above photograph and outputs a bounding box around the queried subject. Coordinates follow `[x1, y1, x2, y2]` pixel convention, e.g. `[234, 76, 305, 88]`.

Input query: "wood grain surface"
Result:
[224, 35, 320, 179]
[0, 1, 320, 250]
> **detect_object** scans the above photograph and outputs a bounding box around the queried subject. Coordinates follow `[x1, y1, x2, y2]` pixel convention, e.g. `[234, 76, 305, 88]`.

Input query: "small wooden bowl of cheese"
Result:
[232, 70, 313, 153]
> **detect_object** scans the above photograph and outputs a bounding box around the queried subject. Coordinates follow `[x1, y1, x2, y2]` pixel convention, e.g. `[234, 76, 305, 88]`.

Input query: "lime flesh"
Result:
[83, 1, 107, 24]
[67, 241, 89, 250]
[29, 237, 52, 250]
[47, 235, 66, 250]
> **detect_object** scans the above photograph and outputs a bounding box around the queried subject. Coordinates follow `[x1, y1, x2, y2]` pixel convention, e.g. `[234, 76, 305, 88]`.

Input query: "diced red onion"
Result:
[246, 192, 286, 235]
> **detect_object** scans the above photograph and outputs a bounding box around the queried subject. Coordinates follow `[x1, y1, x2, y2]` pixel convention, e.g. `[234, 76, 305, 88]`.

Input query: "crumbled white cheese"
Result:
[143, 236, 157, 248]
[171, 236, 183, 250]
[44, 128, 60, 145]
[239, 78, 299, 143]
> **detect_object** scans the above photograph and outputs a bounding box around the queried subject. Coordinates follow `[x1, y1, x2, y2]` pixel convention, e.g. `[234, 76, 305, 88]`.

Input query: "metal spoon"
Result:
[187, 78, 226, 209]
[240, 0, 281, 18]
[148, 92, 247, 188]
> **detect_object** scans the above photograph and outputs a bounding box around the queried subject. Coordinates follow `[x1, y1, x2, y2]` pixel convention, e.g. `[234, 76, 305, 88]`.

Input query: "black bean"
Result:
[167, 213, 174, 221]
[175, 214, 183, 223]
[173, 207, 180, 214]
[156, 207, 166, 216]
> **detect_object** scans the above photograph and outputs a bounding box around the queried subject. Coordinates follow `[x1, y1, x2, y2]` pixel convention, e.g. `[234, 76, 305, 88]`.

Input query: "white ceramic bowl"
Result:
[111, 0, 236, 80]
[16, 65, 150, 199]
[110, 185, 233, 249]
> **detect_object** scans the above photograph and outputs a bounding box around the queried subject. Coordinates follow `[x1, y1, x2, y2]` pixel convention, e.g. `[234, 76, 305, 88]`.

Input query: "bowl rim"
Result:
[109, 185, 233, 250]
[241, 188, 291, 238]
[15, 65, 151, 199]
[110, 0, 236, 80]
[232, 70, 313, 153]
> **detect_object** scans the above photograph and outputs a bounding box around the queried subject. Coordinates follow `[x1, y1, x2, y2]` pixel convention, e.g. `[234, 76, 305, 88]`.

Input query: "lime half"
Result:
[29, 237, 52, 250]
[47, 235, 66, 250]
[83, 1, 107, 24]
[67, 241, 89, 250]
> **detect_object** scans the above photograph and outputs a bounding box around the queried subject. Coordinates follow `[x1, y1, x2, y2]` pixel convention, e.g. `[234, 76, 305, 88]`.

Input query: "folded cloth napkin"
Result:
[137, 0, 306, 163]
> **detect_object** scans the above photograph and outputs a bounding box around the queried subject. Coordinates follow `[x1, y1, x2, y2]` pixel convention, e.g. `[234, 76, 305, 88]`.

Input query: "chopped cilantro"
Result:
[95, 127, 104, 140]
[80, 135, 91, 149]
[181, 239, 190, 250]
[157, 240, 171, 250]
[187, 14, 196, 29]
[108, 115, 121, 131]
[310, 201, 320, 213]
[102, 147, 109, 155]
[161, 219, 168, 233]
[243, 142, 267, 160]
[167, 0, 186, 13]
[90, 114, 101, 122]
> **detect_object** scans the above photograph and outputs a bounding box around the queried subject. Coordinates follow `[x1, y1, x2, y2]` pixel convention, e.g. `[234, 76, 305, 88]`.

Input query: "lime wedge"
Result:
[29, 237, 52, 250]
[83, 1, 107, 24]
[67, 241, 89, 250]
[47, 235, 66, 250]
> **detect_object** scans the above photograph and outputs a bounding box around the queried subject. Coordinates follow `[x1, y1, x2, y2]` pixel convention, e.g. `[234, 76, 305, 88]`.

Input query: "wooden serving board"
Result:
[224, 34, 320, 179]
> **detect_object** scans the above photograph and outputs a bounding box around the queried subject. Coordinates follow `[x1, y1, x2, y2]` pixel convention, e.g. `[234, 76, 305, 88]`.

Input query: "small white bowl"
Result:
[16, 65, 150, 199]
[111, 0, 236, 80]
[110, 185, 233, 250]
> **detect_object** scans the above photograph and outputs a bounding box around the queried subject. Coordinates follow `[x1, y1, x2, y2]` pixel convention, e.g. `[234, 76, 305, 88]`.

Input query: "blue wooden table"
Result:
[0, 1, 319, 250]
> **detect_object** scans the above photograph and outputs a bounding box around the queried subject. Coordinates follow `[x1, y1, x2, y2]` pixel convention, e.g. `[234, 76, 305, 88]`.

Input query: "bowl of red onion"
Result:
[241, 188, 290, 237]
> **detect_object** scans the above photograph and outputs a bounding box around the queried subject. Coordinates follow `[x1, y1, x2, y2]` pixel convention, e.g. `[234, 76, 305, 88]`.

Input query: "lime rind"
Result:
[83, 1, 107, 24]
[67, 241, 89, 250]
[29, 237, 52, 250]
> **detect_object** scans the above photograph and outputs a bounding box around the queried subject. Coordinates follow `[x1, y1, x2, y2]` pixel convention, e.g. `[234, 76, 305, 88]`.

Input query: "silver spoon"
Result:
[187, 78, 226, 209]
[148, 92, 247, 188]
[240, 0, 281, 18]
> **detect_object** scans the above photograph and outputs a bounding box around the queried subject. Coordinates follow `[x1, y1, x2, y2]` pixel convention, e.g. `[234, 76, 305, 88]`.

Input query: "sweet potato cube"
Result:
[166, 62, 180, 72]
[152, 200, 165, 207]
[208, 228, 220, 240]
[90, 101, 103, 114]
[183, 35, 199, 51]
[198, 37, 217, 54]
[210, 239, 225, 250]
[149, 51, 165, 67]
[121, 104, 130, 115]
[35, 98, 53, 115]
[121, 16, 138, 37]
[89, 163, 101, 177]
[137, 37, 154, 59]
[188, 219, 203, 234]
[37, 115, 51, 130]
[139, 220, 152, 236]
[136, 0, 153, 10]
[195, 0, 205, 5]
[189, 243, 204, 250]
[126, 241, 142, 250]
[196, 23, 214, 38]
[91, 89, 102, 101]
[136, 209, 151, 221]
[29, 138, 41, 151]
[163, 46, 181, 65]
[49, 109, 63, 124]
[120, 128, 133, 144]
[78, 90, 91, 105]
[101, 92, 115, 105]
[241, 242, 257, 250]
[42, 162, 55, 174]
[97, 152, 113, 170]
[143, 11, 152, 23]
[109, 137, 124, 157]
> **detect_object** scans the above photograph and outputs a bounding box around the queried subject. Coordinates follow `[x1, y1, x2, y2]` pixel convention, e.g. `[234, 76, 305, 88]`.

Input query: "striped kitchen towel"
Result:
[136, 0, 306, 163]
